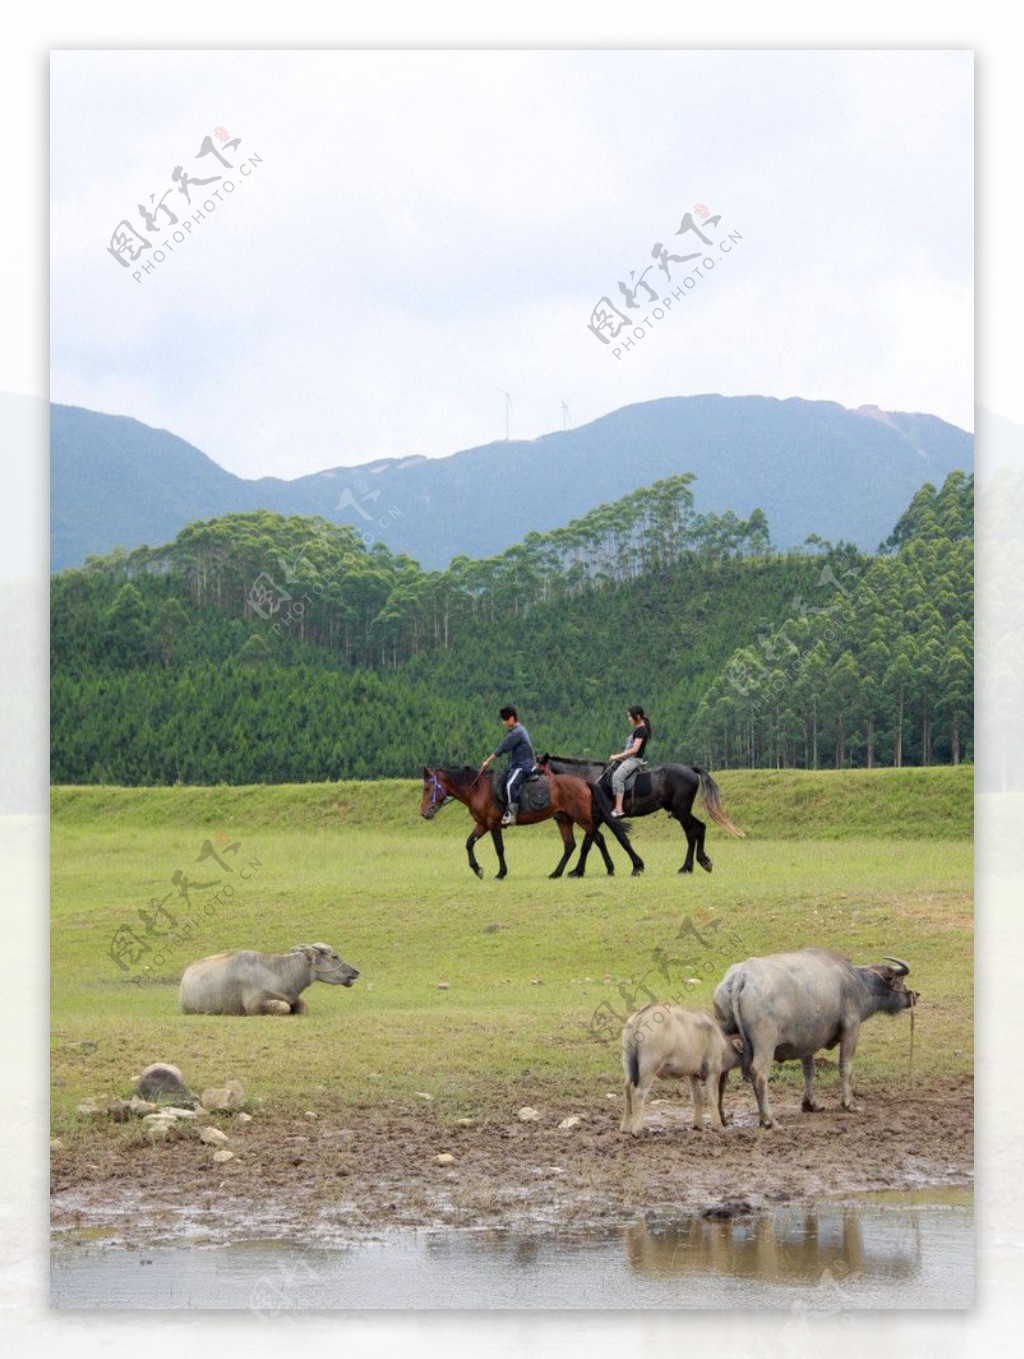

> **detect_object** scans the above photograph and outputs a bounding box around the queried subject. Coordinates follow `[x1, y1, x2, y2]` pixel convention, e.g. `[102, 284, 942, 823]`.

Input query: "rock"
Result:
[128, 1096, 157, 1116]
[200, 1081, 245, 1112]
[75, 1102, 105, 1121]
[211, 1149, 234, 1163]
[434, 1153, 455, 1165]
[106, 1097, 132, 1123]
[455, 1118, 475, 1127]
[517, 1106, 541, 1122]
[136, 1063, 188, 1102]
[558, 1117, 582, 1130]
[143, 1120, 172, 1140]
[436, 981, 450, 990]
[50, 1139, 65, 1152]
[236, 1112, 253, 1124]
[483, 923, 502, 934]
[531, 978, 543, 985]
[199, 1126, 230, 1146]
[415, 1091, 434, 1101]
[160, 1106, 198, 1120]
[304, 1111, 318, 1120]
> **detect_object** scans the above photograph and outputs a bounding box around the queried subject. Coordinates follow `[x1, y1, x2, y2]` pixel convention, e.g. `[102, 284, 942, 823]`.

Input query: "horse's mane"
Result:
[438, 765, 483, 787]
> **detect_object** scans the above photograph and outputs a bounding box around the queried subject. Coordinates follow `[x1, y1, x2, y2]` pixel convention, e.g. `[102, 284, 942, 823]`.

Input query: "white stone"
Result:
[517, 1106, 542, 1122]
[415, 1091, 434, 1101]
[236, 1112, 253, 1124]
[558, 1117, 582, 1130]
[199, 1126, 230, 1146]
[434, 1153, 455, 1165]
[212, 1149, 234, 1163]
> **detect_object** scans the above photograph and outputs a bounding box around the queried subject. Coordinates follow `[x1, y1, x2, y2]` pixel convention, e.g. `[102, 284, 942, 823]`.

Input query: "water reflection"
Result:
[51, 1193, 971, 1310]
[625, 1203, 920, 1284]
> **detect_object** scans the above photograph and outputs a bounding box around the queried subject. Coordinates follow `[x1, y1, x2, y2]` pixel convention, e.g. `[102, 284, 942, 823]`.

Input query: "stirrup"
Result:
[501, 806, 518, 826]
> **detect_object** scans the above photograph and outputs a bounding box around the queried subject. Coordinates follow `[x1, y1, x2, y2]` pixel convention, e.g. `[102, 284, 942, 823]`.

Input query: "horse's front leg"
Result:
[466, 824, 487, 879]
[549, 815, 576, 879]
[591, 828, 616, 876]
[567, 833, 596, 878]
[604, 817, 644, 876]
[491, 827, 508, 879]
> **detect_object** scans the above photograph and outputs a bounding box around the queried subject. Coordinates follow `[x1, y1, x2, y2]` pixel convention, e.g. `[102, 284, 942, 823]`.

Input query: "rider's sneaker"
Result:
[501, 808, 517, 827]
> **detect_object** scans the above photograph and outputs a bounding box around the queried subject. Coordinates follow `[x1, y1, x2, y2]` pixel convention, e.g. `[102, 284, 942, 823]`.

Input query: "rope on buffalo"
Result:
[908, 990, 916, 1079]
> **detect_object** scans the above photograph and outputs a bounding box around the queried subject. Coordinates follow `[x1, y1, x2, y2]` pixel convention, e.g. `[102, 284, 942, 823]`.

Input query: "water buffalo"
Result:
[179, 943, 359, 1015]
[713, 948, 917, 1128]
[621, 1002, 744, 1133]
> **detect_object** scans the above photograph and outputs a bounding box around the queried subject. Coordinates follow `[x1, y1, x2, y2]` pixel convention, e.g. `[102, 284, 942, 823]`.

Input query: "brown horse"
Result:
[420, 765, 644, 880]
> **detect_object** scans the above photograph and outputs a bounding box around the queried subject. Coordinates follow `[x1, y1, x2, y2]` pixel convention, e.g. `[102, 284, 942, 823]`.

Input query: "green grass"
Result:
[51, 772, 973, 1134]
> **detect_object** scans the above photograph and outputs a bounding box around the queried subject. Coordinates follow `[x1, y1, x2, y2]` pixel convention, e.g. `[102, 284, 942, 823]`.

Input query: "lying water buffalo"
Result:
[179, 943, 359, 1015]
[713, 948, 917, 1128]
[621, 1002, 744, 1133]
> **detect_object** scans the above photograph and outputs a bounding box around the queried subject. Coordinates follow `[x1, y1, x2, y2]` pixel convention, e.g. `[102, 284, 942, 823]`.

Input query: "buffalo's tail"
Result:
[719, 980, 754, 1082]
[694, 766, 745, 837]
[623, 1023, 641, 1088]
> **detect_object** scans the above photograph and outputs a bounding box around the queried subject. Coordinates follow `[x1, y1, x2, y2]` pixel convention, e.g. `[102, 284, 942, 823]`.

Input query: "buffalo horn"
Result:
[883, 956, 910, 976]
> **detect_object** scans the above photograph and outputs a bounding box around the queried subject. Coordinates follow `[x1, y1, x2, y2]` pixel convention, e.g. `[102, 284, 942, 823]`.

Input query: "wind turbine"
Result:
[495, 388, 513, 442]
[561, 401, 570, 432]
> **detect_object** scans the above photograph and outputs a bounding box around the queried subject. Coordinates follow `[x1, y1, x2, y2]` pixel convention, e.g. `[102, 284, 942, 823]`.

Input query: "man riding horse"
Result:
[479, 705, 536, 827]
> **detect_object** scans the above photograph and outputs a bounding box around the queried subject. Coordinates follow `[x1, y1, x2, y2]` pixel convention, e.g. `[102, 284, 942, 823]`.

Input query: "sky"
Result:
[50, 48, 973, 481]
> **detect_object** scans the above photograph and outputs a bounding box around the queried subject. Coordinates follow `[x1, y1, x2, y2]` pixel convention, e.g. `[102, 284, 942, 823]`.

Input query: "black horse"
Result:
[537, 754, 744, 876]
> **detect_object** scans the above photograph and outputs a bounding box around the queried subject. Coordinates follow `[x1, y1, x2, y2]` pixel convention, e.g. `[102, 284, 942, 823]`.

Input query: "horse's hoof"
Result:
[473, 867, 484, 880]
[678, 865, 693, 875]
[631, 867, 644, 877]
[699, 858, 713, 874]
[548, 871, 562, 880]
[566, 869, 582, 879]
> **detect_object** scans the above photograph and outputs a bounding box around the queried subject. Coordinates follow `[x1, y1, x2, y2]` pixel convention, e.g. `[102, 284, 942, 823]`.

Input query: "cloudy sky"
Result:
[50, 48, 973, 481]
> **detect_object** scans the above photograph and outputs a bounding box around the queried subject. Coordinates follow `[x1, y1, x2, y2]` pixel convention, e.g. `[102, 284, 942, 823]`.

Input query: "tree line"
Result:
[50, 472, 972, 783]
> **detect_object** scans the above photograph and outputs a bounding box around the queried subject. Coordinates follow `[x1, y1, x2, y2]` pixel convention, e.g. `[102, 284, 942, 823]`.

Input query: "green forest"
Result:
[50, 471, 973, 784]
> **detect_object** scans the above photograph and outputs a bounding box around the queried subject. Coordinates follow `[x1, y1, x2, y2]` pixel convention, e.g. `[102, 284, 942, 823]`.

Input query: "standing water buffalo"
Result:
[713, 948, 917, 1128]
[621, 1003, 744, 1133]
[179, 943, 359, 1015]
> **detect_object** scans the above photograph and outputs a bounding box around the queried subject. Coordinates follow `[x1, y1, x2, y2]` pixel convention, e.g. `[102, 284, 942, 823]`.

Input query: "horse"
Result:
[419, 765, 645, 880]
[537, 754, 744, 876]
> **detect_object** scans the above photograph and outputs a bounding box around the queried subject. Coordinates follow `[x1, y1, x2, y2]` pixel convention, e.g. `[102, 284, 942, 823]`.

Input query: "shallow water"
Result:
[50, 1187, 973, 1311]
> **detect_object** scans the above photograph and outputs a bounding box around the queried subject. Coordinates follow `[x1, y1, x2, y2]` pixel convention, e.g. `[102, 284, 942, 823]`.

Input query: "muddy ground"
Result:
[50, 1074, 973, 1248]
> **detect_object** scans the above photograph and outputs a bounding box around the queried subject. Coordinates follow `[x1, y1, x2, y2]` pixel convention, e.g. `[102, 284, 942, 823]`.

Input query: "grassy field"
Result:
[51, 769, 973, 1136]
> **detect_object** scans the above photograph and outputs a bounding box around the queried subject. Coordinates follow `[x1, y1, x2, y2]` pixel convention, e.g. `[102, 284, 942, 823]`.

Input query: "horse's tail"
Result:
[694, 766, 745, 837]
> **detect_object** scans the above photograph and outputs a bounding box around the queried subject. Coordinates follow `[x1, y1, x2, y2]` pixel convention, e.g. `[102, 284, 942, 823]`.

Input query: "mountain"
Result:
[50, 395, 973, 572]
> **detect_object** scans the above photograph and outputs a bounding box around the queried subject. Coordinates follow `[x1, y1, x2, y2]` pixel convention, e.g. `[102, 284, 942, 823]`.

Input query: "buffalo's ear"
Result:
[422, 766, 431, 778]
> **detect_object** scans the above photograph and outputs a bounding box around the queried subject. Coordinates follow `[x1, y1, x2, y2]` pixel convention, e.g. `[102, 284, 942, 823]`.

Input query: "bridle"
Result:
[425, 770, 452, 815]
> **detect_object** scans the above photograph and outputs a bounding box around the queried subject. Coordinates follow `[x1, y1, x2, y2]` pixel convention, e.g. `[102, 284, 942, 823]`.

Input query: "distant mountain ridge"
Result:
[50, 394, 973, 572]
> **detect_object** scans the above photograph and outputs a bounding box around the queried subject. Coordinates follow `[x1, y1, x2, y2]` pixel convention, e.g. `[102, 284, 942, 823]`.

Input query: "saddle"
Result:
[491, 767, 550, 813]
[599, 763, 652, 807]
